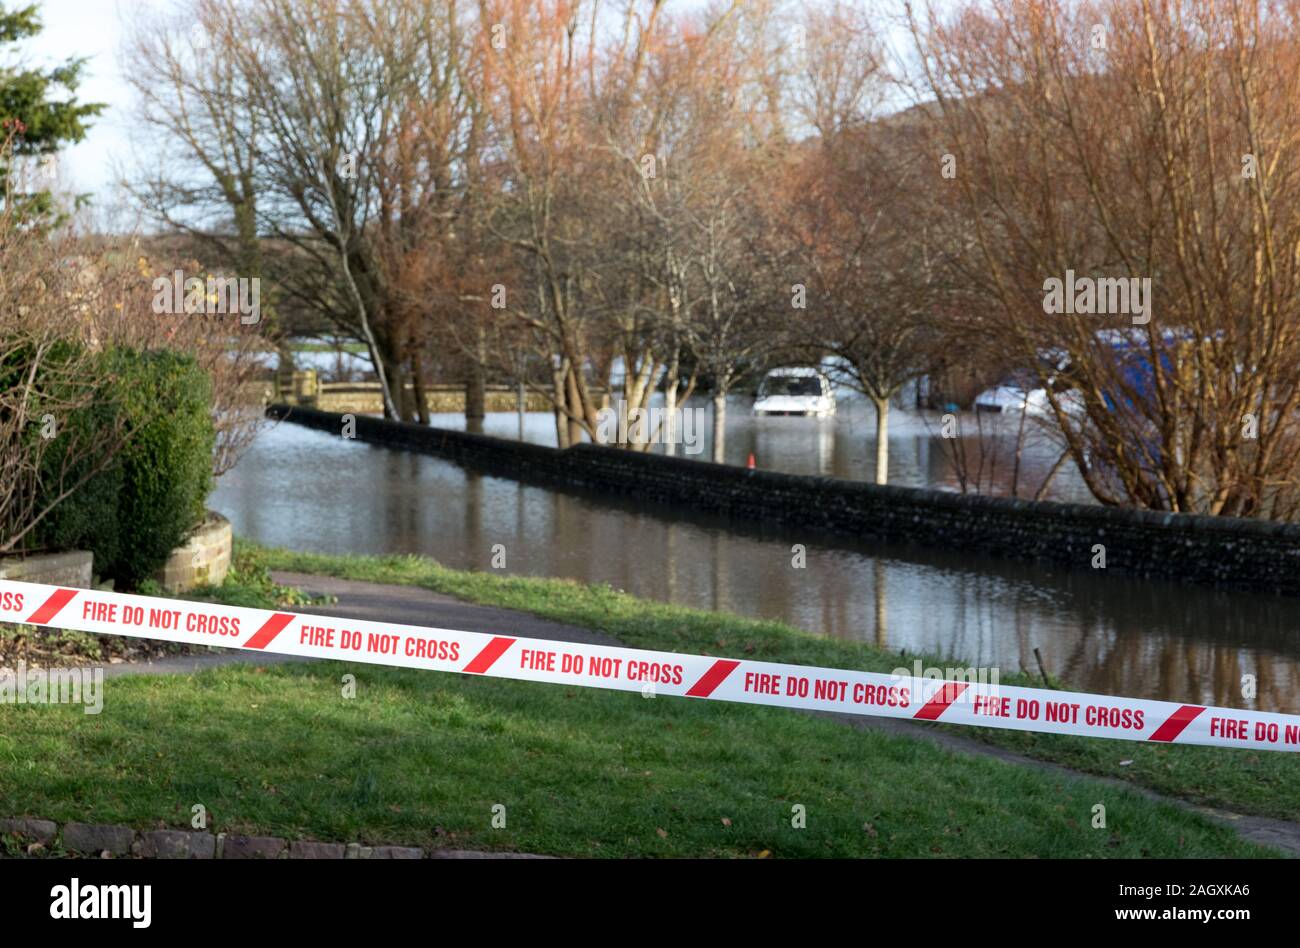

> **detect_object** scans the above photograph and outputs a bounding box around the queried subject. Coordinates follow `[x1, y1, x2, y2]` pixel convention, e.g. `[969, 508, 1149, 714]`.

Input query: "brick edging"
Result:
[0, 817, 551, 859]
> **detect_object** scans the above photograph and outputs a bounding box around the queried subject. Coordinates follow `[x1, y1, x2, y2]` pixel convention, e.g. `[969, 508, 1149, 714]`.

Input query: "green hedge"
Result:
[38, 348, 215, 589]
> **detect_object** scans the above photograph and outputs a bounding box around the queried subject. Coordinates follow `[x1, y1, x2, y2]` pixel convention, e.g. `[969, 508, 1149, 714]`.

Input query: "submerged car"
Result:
[753, 368, 836, 417]
[974, 383, 1053, 415]
[974, 376, 1084, 417]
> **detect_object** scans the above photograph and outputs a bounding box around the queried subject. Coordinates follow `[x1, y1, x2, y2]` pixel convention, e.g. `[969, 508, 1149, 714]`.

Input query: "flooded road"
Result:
[212, 411, 1300, 713]
[433, 395, 1094, 502]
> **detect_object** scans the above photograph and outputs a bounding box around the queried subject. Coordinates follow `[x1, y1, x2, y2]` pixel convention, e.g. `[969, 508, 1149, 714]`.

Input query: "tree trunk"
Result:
[663, 382, 679, 458]
[334, 238, 398, 420]
[276, 341, 296, 373]
[466, 324, 487, 434]
[517, 378, 526, 440]
[391, 360, 413, 422]
[712, 391, 727, 463]
[553, 360, 570, 449]
[373, 339, 411, 422]
[411, 353, 429, 426]
[465, 364, 486, 435]
[566, 367, 584, 447]
[663, 351, 680, 458]
[872, 395, 890, 485]
[363, 337, 399, 421]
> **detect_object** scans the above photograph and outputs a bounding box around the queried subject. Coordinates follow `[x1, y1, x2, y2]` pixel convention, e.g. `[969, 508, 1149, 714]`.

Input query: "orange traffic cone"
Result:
[746, 453, 756, 469]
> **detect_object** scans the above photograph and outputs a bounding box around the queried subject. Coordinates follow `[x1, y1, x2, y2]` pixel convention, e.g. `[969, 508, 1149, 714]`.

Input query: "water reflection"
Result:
[433, 395, 1095, 503]
[213, 420, 1300, 713]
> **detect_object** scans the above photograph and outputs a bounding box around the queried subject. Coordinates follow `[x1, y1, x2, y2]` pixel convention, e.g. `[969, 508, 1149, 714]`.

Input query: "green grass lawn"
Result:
[0, 540, 1284, 857]
[240, 541, 1300, 827]
[0, 659, 1270, 857]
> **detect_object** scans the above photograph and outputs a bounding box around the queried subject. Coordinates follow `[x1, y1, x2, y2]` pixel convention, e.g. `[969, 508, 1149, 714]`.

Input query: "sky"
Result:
[23, 0, 164, 201]
[18, 0, 946, 211]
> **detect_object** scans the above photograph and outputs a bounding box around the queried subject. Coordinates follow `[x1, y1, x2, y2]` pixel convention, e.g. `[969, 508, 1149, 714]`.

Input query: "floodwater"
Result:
[435, 394, 1094, 503]
[212, 403, 1300, 713]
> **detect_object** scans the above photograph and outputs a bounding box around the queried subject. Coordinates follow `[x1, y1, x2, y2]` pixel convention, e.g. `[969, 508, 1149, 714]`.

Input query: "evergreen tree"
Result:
[0, 3, 104, 221]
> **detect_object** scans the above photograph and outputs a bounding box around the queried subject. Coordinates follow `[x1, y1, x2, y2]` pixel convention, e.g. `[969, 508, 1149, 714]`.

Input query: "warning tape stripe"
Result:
[26, 588, 77, 626]
[914, 681, 969, 720]
[464, 636, 516, 674]
[1148, 705, 1206, 743]
[244, 613, 295, 650]
[685, 659, 740, 697]
[1, 579, 1297, 754]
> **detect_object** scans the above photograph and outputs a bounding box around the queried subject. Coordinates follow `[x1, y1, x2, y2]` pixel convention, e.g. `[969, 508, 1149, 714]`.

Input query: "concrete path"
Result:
[109, 571, 1300, 857]
[105, 571, 619, 681]
[271, 571, 624, 647]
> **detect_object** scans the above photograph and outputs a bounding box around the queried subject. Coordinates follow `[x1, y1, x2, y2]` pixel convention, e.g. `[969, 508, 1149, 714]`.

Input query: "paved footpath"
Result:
[109, 571, 1300, 857]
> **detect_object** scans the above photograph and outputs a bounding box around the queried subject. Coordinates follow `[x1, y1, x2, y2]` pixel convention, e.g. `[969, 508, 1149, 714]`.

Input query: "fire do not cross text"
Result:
[81, 598, 241, 636]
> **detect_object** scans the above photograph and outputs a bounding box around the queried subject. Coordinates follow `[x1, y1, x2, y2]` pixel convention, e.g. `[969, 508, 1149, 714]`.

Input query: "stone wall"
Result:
[314, 384, 553, 415]
[0, 550, 93, 588]
[267, 403, 1300, 596]
[151, 511, 233, 592]
[0, 816, 544, 859]
[0, 516, 231, 594]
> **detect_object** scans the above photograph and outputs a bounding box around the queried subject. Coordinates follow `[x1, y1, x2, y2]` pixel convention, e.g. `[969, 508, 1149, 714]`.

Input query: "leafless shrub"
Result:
[0, 139, 130, 552]
[79, 252, 268, 476]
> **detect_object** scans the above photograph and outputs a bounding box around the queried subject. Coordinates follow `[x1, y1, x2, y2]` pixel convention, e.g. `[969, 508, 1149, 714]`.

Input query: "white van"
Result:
[752, 368, 836, 417]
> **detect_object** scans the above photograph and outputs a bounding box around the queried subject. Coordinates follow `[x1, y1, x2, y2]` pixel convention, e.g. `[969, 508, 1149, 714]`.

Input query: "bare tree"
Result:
[122, 0, 284, 365]
[909, 0, 1300, 518]
[778, 15, 942, 485]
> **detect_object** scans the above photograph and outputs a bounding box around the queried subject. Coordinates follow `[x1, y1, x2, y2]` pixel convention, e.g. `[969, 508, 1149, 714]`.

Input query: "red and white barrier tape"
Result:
[2, 578, 1297, 752]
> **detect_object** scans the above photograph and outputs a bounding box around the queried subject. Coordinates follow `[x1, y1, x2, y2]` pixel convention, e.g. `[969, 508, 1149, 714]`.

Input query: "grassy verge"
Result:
[0, 560, 329, 670]
[243, 541, 1300, 826]
[0, 541, 1281, 857]
[0, 652, 1268, 857]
